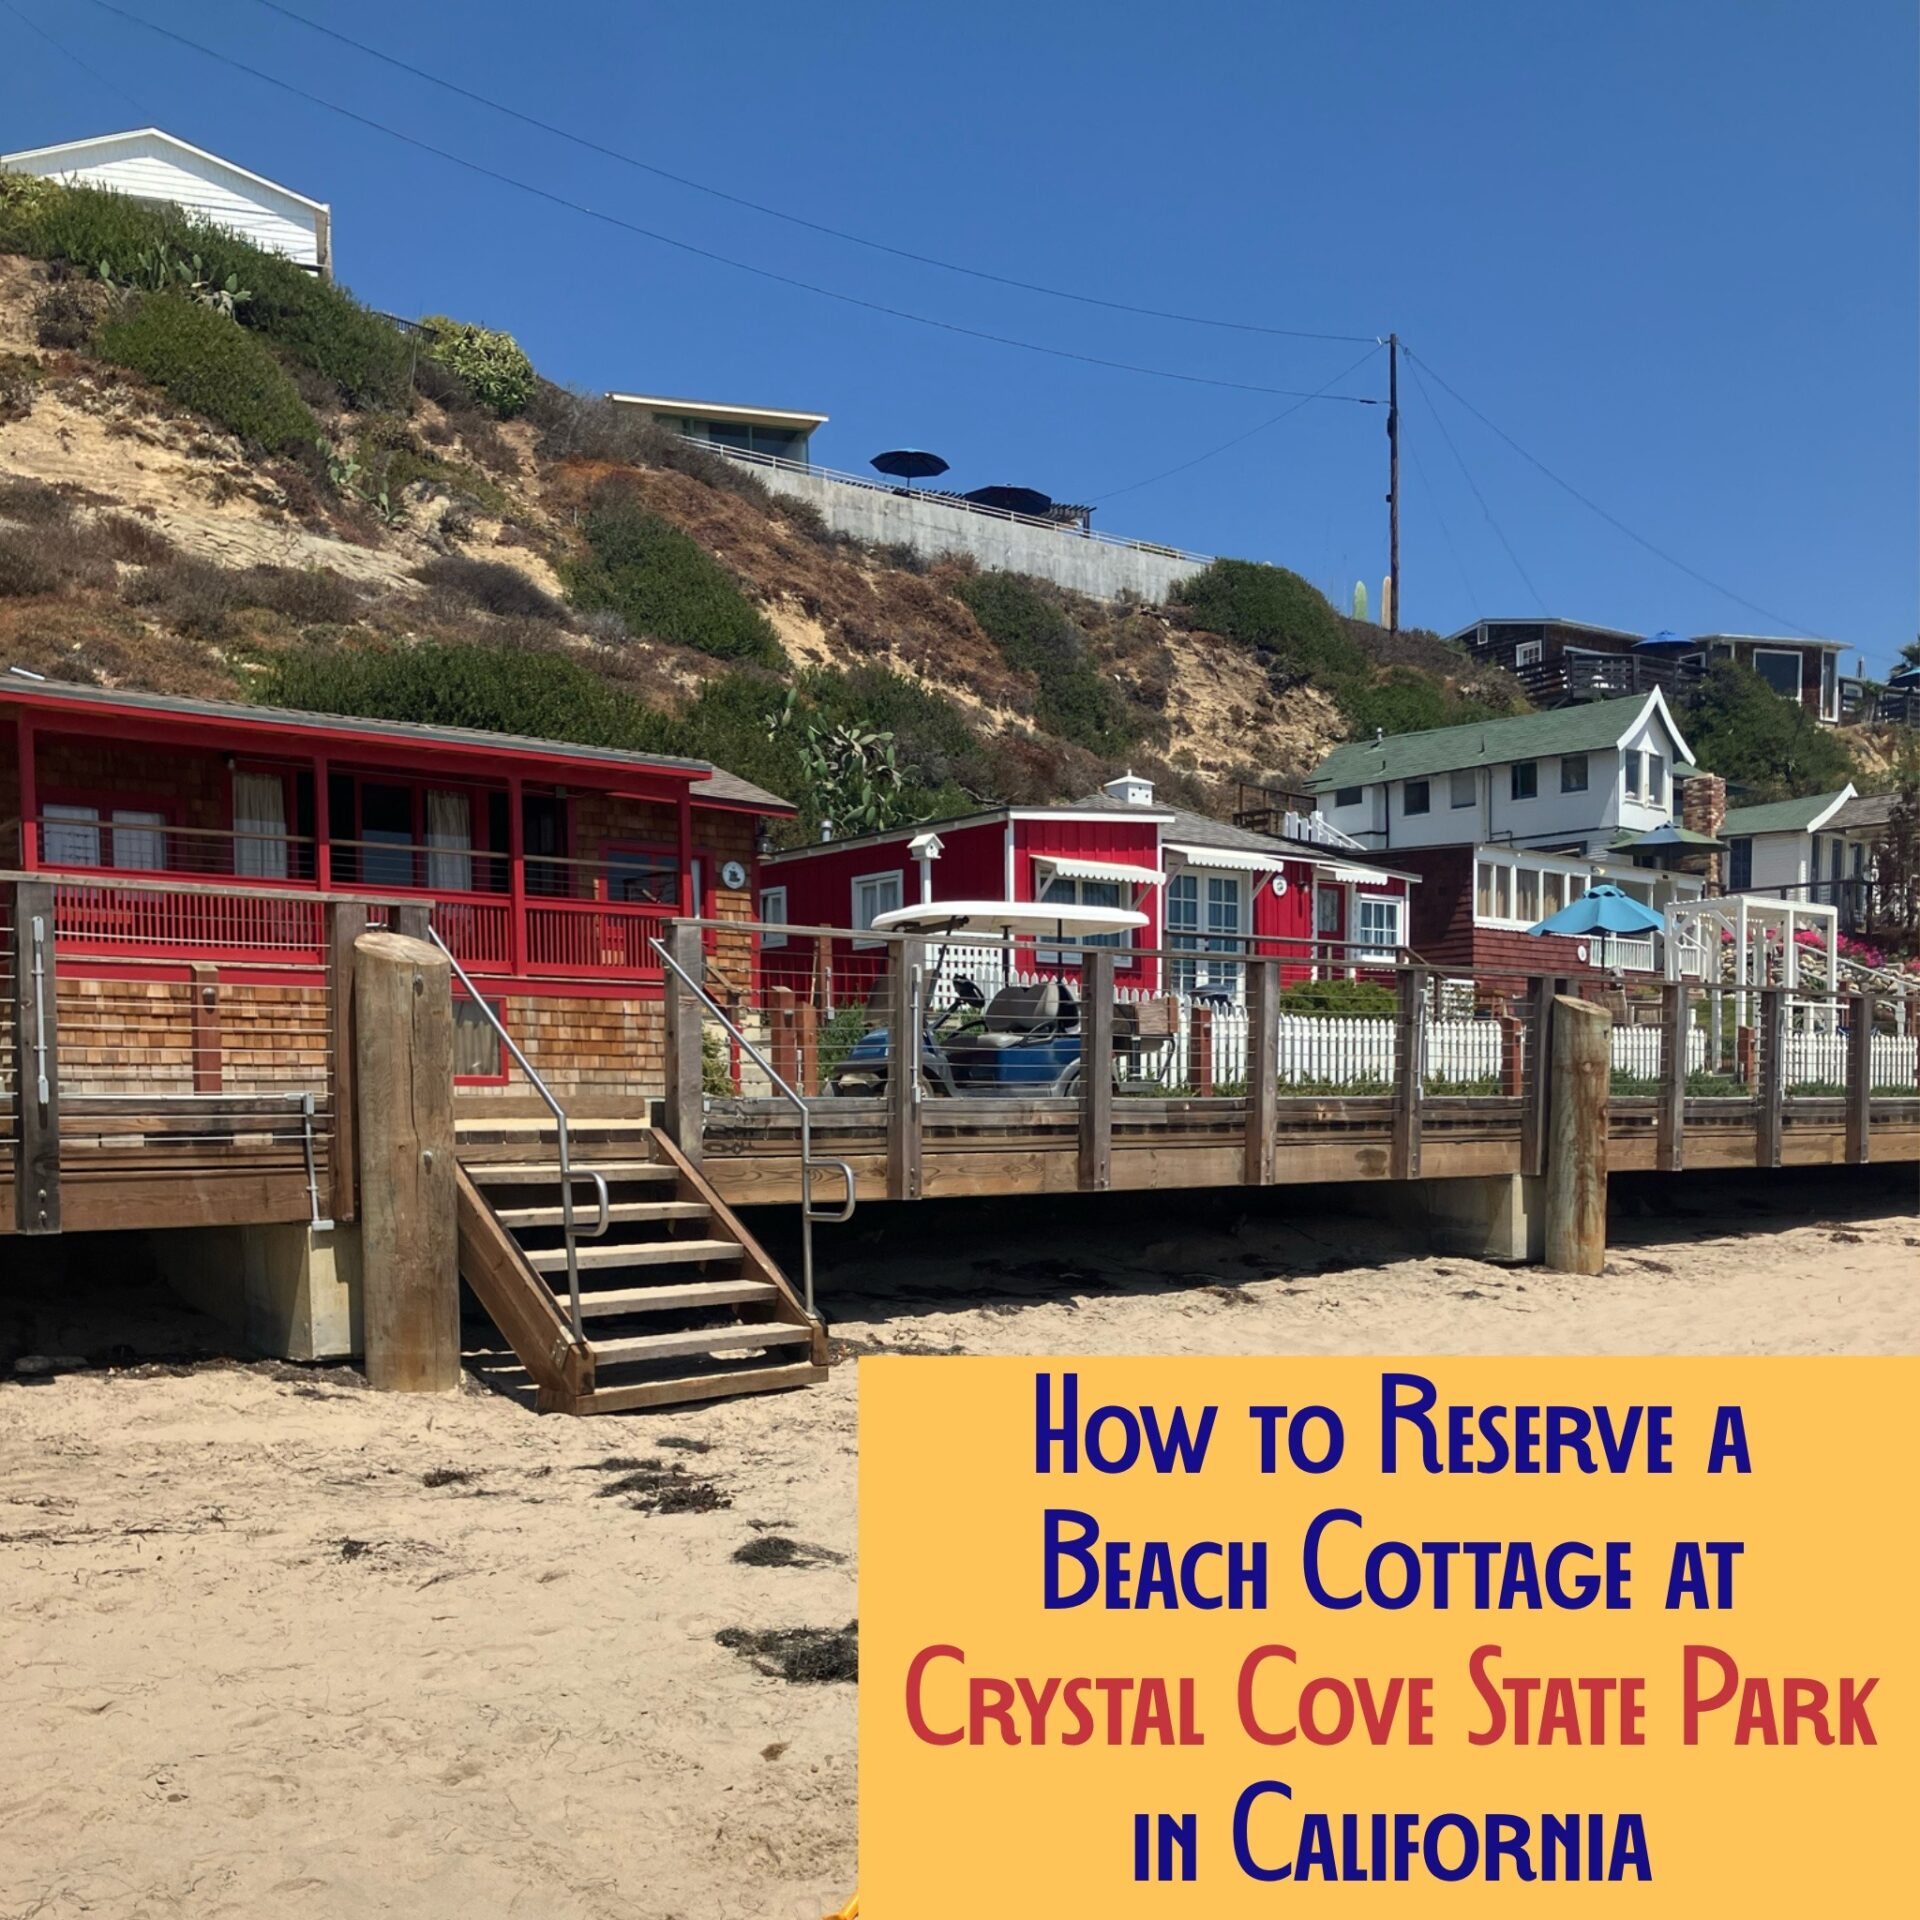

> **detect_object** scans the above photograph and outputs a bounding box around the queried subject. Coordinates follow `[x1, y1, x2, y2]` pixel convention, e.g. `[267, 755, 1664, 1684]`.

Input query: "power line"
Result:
[1091, 343, 1383, 502]
[79, 0, 1382, 408]
[2, 0, 144, 115]
[1404, 352, 1546, 613]
[243, 0, 1379, 349]
[1406, 346, 1819, 638]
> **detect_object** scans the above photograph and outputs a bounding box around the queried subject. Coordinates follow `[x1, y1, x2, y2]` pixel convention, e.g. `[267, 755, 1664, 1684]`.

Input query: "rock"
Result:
[13, 1354, 88, 1376]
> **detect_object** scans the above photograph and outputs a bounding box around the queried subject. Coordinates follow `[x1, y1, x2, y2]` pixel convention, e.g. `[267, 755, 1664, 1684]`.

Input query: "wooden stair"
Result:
[454, 1117, 828, 1414]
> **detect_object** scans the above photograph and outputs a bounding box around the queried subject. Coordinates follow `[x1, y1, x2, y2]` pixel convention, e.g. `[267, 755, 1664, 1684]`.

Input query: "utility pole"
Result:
[1387, 332, 1400, 632]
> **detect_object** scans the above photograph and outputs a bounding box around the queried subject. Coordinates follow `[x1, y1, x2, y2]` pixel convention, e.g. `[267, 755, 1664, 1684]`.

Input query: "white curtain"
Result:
[233, 771, 288, 879]
[425, 789, 473, 892]
[41, 802, 100, 868]
[110, 810, 166, 872]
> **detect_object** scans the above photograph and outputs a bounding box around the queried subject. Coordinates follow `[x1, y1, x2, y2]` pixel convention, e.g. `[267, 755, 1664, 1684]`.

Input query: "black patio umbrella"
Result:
[964, 484, 1053, 517]
[871, 448, 949, 483]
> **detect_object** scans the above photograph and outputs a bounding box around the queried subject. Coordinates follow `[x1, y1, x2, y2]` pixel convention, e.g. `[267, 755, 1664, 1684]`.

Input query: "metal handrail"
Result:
[425, 922, 608, 1339]
[651, 937, 852, 1317]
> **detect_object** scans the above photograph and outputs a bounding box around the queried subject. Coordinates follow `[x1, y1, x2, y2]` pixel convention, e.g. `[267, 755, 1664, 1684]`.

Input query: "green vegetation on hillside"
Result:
[563, 483, 783, 667]
[419, 314, 536, 418]
[97, 295, 318, 455]
[257, 640, 680, 754]
[1171, 558, 1517, 740]
[1683, 661, 1858, 801]
[0, 178, 410, 407]
[951, 571, 1139, 754]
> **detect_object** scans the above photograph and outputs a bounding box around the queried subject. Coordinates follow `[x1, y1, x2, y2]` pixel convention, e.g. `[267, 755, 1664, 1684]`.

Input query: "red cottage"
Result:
[0, 677, 791, 1098]
[760, 772, 1416, 1003]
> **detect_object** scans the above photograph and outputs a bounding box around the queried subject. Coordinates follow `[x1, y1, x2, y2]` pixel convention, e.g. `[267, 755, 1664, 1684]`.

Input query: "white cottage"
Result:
[0, 128, 331, 277]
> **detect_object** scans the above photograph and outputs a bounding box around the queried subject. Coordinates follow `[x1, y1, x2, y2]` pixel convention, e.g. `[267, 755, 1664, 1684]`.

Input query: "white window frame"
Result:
[1165, 869, 1246, 996]
[1509, 760, 1538, 802]
[1751, 647, 1804, 704]
[1403, 778, 1431, 816]
[1560, 753, 1589, 794]
[1036, 872, 1128, 965]
[1449, 767, 1475, 809]
[1354, 894, 1403, 962]
[850, 869, 903, 946]
[1473, 850, 1604, 930]
[1514, 639, 1543, 668]
[759, 884, 788, 948]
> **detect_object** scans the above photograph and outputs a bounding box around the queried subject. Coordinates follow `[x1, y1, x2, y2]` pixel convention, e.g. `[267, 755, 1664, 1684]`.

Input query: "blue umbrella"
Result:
[1528, 883, 1664, 937]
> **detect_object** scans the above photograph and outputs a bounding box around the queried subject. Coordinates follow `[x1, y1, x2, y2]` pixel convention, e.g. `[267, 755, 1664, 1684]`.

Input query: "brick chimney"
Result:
[1682, 771, 1728, 892]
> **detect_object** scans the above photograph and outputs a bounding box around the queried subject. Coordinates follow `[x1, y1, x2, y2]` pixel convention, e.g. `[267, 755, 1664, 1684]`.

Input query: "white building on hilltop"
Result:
[0, 128, 332, 277]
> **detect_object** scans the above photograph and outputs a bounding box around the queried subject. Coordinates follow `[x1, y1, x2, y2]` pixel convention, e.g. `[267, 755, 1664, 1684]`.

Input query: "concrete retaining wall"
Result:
[754, 465, 1209, 603]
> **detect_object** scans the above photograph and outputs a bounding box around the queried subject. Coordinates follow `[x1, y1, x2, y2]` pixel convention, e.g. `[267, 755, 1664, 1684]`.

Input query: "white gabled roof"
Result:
[0, 127, 329, 214]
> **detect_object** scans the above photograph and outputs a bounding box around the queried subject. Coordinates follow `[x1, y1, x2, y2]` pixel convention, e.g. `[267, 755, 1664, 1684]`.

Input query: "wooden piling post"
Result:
[1656, 981, 1686, 1173]
[1080, 949, 1114, 1192]
[1756, 986, 1786, 1169]
[327, 901, 366, 1224]
[886, 937, 922, 1201]
[1844, 991, 1875, 1165]
[353, 929, 458, 1393]
[1244, 957, 1279, 1186]
[661, 921, 705, 1164]
[189, 963, 222, 1095]
[1193, 1004, 1215, 1098]
[770, 985, 798, 1091]
[1544, 993, 1610, 1275]
[1390, 967, 1427, 1180]
[9, 880, 59, 1235]
[1520, 975, 1552, 1178]
[795, 998, 820, 1097]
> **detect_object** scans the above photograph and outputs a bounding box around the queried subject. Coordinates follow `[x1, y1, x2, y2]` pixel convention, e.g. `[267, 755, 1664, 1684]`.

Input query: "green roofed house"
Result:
[1720, 784, 1891, 931]
[1303, 690, 1710, 983]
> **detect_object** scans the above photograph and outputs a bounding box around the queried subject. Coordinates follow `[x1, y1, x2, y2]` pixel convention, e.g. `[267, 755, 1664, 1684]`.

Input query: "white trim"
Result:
[849, 867, 904, 946]
[1033, 854, 1164, 886]
[1007, 808, 1176, 825]
[1749, 647, 1804, 703]
[1354, 893, 1404, 961]
[1161, 842, 1282, 874]
[607, 392, 828, 429]
[758, 884, 788, 947]
[0, 127, 329, 213]
[1319, 860, 1404, 886]
[1610, 686, 1694, 770]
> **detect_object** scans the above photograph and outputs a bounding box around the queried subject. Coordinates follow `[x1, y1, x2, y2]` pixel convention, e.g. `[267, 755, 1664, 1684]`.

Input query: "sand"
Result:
[2, 1178, 1915, 1919]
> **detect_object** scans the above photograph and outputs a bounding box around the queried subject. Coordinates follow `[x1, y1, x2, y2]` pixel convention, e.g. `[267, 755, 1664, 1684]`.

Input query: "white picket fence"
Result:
[917, 949, 1919, 1095]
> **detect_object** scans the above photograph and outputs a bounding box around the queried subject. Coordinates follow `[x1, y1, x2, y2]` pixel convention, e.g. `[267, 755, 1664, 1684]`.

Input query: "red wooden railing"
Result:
[525, 900, 673, 979]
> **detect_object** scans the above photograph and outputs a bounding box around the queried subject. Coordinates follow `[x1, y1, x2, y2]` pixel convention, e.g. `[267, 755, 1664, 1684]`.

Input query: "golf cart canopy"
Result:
[868, 900, 1149, 939]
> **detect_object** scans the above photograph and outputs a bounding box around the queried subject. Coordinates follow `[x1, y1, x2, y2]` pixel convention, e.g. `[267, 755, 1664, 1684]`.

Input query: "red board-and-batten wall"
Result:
[764, 811, 1166, 998]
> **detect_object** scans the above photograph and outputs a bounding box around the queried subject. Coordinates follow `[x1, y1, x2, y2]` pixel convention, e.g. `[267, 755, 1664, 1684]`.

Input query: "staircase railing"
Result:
[650, 936, 854, 1316]
[425, 922, 608, 1338]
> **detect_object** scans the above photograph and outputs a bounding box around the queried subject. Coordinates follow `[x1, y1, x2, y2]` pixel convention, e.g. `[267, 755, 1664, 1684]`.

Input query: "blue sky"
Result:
[6, 1, 1916, 671]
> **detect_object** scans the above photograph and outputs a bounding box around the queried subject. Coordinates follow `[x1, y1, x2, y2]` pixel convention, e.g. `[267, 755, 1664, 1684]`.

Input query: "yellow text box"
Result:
[860, 1357, 1913, 1913]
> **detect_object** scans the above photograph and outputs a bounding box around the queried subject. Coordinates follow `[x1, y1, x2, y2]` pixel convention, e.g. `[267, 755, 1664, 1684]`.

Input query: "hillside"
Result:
[0, 176, 1543, 839]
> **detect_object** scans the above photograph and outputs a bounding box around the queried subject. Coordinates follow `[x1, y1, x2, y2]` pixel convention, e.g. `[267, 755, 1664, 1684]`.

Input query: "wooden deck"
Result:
[694, 1092, 1920, 1207]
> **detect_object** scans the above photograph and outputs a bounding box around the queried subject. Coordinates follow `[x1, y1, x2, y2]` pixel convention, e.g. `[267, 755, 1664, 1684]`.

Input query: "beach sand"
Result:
[2, 1173, 1914, 1918]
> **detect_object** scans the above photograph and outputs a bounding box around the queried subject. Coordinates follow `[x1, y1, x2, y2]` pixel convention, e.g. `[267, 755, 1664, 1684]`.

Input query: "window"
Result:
[1510, 761, 1538, 801]
[233, 769, 291, 879]
[452, 998, 507, 1083]
[605, 849, 682, 906]
[1037, 874, 1126, 964]
[1314, 886, 1342, 936]
[1333, 785, 1363, 809]
[1514, 640, 1543, 668]
[1566, 873, 1587, 903]
[1540, 871, 1563, 916]
[40, 802, 168, 871]
[1560, 754, 1589, 794]
[1355, 895, 1402, 961]
[1166, 871, 1244, 995]
[1646, 752, 1665, 805]
[852, 870, 903, 941]
[1515, 868, 1540, 922]
[759, 884, 788, 948]
[425, 789, 473, 892]
[1475, 861, 1497, 919]
[1751, 649, 1803, 702]
[1728, 838, 1753, 889]
[1403, 778, 1431, 816]
[1450, 768, 1475, 809]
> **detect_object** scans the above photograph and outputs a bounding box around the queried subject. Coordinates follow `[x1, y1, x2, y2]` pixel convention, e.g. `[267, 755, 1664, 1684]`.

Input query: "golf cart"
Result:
[824, 900, 1151, 1098]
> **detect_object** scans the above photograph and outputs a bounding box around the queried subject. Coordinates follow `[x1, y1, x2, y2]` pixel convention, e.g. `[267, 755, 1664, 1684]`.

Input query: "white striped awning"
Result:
[1163, 841, 1287, 874]
[1318, 860, 1403, 887]
[1031, 854, 1164, 887]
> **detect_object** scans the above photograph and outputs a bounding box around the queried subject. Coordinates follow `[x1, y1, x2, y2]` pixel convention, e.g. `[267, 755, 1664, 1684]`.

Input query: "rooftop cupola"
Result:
[1104, 771, 1155, 807]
